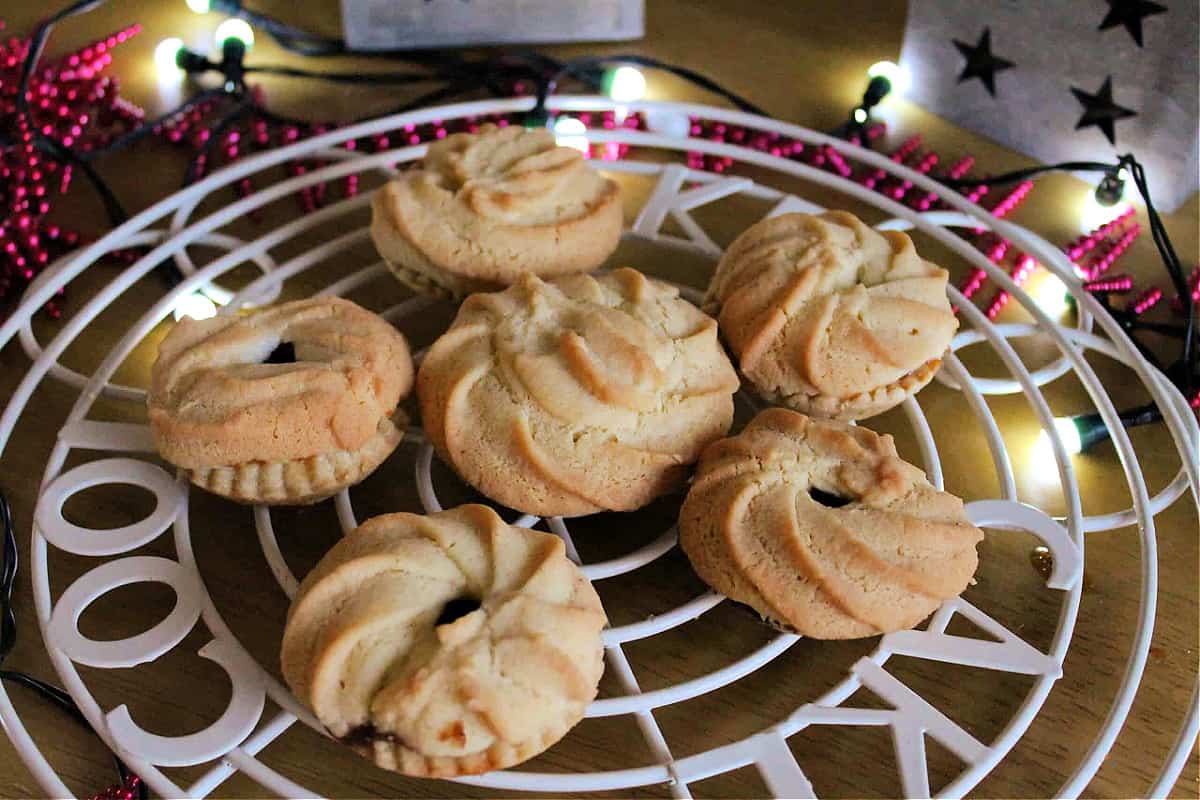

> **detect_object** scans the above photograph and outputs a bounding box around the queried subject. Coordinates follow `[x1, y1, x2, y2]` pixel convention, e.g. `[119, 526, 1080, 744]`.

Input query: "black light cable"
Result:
[1072, 402, 1164, 451]
[175, 44, 449, 86]
[837, 71, 894, 142]
[182, 96, 254, 186]
[530, 53, 767, 124]
[0, 488, 148, 799]
[12, 0, 132, 228]
[14, 0, 109, 117]
[13, 0, 1195, 447]
[937, 159, 1125, 189]
[206, 0, 350, 57]
[203, 0, 474, 68]
[88, 87, 227, 159]
[940, 154, 1193, 335]
[941, 153, 1196, 450]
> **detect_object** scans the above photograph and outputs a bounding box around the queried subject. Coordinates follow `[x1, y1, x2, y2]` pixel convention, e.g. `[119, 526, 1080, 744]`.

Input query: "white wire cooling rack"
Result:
[0, 97, 1196, 799]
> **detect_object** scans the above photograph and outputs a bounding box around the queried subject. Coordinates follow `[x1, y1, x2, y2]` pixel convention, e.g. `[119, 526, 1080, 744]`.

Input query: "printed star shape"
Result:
[1098, 0, 1167, 47]
[952, 28, 1015, 97]
[1070, 76, 1137, 145]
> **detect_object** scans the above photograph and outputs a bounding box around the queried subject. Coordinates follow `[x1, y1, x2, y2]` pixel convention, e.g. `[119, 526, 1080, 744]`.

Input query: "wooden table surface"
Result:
[1, 2, 1197, 798]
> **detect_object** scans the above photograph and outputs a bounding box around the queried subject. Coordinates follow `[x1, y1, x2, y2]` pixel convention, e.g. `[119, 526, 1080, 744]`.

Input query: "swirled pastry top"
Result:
[280, 504, 606, 777]
[704, 211, 957, 419]
[371, 123, 622, 293]
[148, 297, 413, 469]
[679, 408, 982, 638]
[418, 268, 740, 516]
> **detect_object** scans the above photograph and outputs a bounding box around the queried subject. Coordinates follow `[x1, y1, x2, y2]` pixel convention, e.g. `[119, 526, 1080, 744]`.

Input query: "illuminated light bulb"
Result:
[1027, 271, 1072, 319]
[1030, 417, 1082, 482]
[1033, 404, 1160, 463]
[867, 60, 911, 96]
[173, 292, 217, 321]
[1030, 431, 1057, 480]
[852, 107, 868, 124]
[1052, 417, 1084, 455]
[553, 116, 589, 154]
[154, 38, 185, 76]
[185, 0, 212, 12]
[1079, 191, 1132, 236]
[1079, 174, 1131, 234]
[214, 18, 254, 50]
[643, 107, 690, 138]
[605, 65, 646, 103]
[1093, 172, 1126, 206]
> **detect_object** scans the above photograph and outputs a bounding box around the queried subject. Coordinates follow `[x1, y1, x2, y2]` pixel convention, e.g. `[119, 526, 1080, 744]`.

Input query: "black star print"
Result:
[1098, 0, 1167, 47]
[952, 28, 1015, 97]
[1070, 76, 1137, 145]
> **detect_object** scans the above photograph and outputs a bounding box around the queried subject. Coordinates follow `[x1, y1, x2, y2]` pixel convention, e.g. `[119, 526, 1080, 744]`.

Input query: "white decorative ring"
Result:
[35, 458, 183, 556]
[46, 556, 203, 668]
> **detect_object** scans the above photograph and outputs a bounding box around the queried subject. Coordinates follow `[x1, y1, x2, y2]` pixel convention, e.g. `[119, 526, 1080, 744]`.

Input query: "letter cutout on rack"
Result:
[106, 637, 267, 767]
[857, 657, 990, 799]
[46, 556, 203, 668]
[753, 729, 817, 799]
[966, 499, 1082, 590]
[632, 164, 754, 256]
[883, 597, 1062, 678]
[36, 457, 182, 557]
[765, 195, 826, 218]
[780, 498, 1077, 799]
[789, 685, 988, 800]
[57, 420, 157, 452]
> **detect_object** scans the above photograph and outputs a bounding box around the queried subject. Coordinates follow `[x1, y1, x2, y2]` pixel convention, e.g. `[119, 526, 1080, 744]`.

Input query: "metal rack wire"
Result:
[0, 97, 1195, 799]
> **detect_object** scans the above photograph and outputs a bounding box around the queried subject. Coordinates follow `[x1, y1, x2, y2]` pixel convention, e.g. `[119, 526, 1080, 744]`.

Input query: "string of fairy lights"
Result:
[0, 3, 1196, 798]
[146, 13, 1195, 456]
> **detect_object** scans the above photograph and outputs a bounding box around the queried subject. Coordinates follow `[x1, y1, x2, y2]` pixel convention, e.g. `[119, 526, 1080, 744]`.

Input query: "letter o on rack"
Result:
[35, 458, 183, 556]
[47, 556, 203, 669]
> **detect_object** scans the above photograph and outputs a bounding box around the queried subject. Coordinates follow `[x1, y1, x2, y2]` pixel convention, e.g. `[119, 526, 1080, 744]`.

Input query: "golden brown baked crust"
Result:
[189, 413, 404, 505]
[280, 504, 606, 777]
[704, 211, 958, 421]
[147, 297, 413, 503]
[418, 268, 740, 517]
[370, 123, 623, 298]
[679, 408, 982, 638]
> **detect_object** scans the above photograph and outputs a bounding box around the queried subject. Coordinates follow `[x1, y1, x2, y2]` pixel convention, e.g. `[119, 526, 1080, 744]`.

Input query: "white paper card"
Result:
[900, 1, 1198, 211]
[341, 0, 644, 50]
